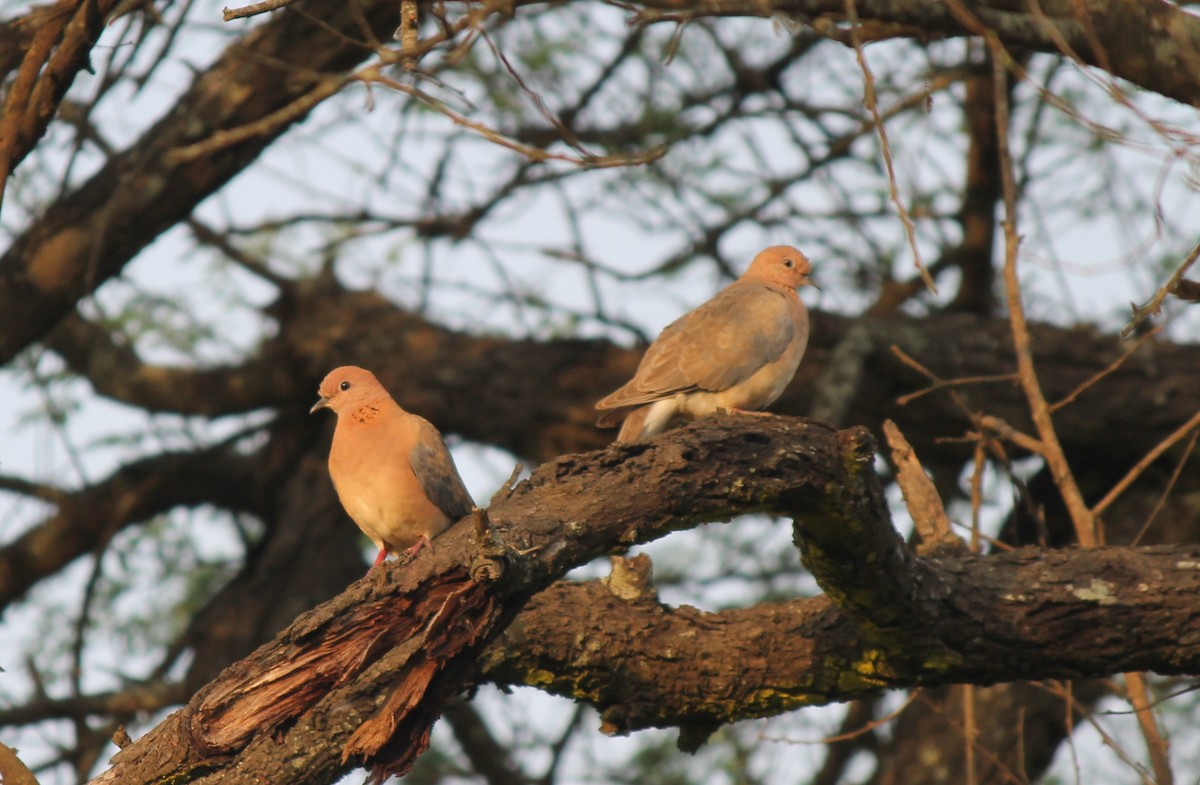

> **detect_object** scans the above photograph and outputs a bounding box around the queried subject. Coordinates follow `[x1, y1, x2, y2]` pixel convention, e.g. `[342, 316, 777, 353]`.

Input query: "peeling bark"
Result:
[86, 417, 1200, 785]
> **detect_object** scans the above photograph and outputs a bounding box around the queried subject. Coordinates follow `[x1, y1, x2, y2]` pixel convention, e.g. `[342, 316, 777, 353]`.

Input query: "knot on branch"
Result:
[603, 554, 657, 601]
[469, 507, 507, 583]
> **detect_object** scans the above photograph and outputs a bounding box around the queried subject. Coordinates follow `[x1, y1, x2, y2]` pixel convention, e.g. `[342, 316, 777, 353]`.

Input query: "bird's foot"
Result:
[725, 408, 773, 417]
[403, 535, 432, 559]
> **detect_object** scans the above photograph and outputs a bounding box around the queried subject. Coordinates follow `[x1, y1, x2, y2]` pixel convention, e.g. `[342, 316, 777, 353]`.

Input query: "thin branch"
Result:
[0, 680, 187, 727]
[1091, 408, 1200, 519]
[186, 218, 291, 289]
[1131, 428, 1199, 547]
[166, 73, 350, 165]
[223, 0, 302, 22]
[0, 742, 39, 785]
[1049, 683, 1159, 785]
[964, 684, 978, 785]
[0, 474, 68, 504]
[989, 36, 1096, 547]
[1122, 240, 1200, 338]
[896, 372, 1019, 407]
[1123, 672, 1173, 785]
[844, 0, 936, 294]
[976, 415, 1044, 456]
[1050, 328, 1161, 413]
[367, 71, 667, 169]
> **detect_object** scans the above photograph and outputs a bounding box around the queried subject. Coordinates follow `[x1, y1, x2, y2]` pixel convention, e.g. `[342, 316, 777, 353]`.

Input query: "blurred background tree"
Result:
[1, 1, 1199, 784]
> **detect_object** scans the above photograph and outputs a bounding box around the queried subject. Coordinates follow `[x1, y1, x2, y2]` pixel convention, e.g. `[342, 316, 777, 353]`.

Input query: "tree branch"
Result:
[0, 446, 267, 612]
[0, 0, 403, 364]
[86, 417, 1200, 785]
[623, 0, 1200, 107]
[0, 0, 119, 200]
[45, 313, 296, 416]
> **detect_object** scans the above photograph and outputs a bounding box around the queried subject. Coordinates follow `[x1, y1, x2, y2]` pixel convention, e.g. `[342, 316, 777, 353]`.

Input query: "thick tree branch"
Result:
[0, 0, 403, 364]
[0, 446, 268, 612]
[623, 0, 1200, 107]
[87, 417, 1200, 785]
[0, 680, 187, 727]
[46, 313, 296, 416]
[49, 281, 1200, 479]
[477, 533, 1200, 736]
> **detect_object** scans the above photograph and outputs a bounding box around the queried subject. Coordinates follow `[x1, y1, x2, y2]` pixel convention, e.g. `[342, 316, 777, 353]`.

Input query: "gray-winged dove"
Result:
[311, 366, 473, 573]
[596, 246, 816, 442]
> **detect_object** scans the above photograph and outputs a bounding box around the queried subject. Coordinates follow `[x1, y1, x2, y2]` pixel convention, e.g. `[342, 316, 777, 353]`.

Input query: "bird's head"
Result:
[310, 365, 385, 415]
[745, 245, 818, 291]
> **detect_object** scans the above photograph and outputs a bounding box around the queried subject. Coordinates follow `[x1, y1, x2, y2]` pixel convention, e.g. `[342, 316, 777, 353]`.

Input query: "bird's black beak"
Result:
[310, 396, 330, 415]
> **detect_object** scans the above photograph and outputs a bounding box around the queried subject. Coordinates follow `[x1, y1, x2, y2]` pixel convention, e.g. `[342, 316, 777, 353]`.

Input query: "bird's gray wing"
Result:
[596, 283, 798, 411]
[410, 421, 475, 520]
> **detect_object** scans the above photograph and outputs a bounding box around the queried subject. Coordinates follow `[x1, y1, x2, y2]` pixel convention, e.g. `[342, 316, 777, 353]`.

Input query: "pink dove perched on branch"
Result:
[311, 366, 474, 574]
[596, 245, 817, 442]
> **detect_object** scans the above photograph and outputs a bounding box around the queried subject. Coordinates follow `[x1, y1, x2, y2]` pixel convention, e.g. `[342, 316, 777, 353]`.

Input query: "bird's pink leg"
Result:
[403, 534, 432, 557]
[727, 408, 774, 417]
[367, 548, 391, 587]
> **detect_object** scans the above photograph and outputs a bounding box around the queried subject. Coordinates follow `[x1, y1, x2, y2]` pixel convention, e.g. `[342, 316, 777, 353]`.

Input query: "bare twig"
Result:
[171, 40, 666, 171]
[223, 0, 301, 22]
[912, 691, 1029, 785]
[368, 71, 667, 169]
[968, 442, 985, 553]
[1091, 408, 1200, 519]
[1122, 240, 1200, 338]
[1124, 672, 1173, 785]
[1047, 682, 1159, 785]
[167, 74, 348, 164]
[0, 474, 68, 504]
[397, 0, 420, 69]
[1131, 428, 1199, 547]
[964, 684, 978, 785]
[844, 0, 936, 294]
[758, 692, 919, 745]
[896, 372, 1018, 407]
[976, 415, 1043, 456]
[989, 37, 1097, 547]
[1049, 327, 1161, 413]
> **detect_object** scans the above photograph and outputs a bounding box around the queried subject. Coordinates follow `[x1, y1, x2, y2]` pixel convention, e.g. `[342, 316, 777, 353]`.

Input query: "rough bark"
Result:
[86, 417, 1200, 785]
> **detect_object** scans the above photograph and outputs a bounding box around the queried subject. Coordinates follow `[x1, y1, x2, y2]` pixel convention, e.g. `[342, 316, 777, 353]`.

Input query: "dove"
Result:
[596, 245, 816, 442]
[310, 365, 473, 573]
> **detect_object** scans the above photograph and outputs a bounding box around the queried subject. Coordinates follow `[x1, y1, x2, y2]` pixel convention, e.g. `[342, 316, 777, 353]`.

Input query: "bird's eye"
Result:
[339, 380, 351, 391]
[783, 258, 794, 268]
